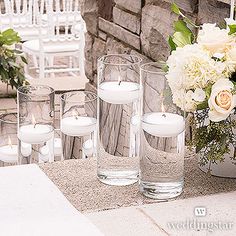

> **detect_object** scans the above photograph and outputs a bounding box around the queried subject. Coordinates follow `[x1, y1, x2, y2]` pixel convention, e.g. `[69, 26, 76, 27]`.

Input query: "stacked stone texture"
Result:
[79, 0, 231, 85]
[77, 0, 231, 158]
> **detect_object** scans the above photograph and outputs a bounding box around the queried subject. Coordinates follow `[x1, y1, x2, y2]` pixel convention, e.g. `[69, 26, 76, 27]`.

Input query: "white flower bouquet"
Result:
[165, 4, 236, 171]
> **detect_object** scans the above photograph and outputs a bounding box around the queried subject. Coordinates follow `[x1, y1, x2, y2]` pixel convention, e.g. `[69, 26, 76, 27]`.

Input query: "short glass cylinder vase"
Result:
[97, 54, 142, 186]
[17, 85, 55, 164]
[60, 91, 97, 160]
[0, 113, 18, 165]
[139, 62, 185, 199]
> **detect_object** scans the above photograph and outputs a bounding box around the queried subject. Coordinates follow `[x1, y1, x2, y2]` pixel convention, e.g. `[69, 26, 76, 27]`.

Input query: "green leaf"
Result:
[228, 24, 236, 35]
[173, 20, 194, 43]
[197, 100, 208, 110]
[20, 56, 28, 64]
[161, 63, 169, 73]
[171, 3, 181, 15]
[174, 20, 192, 34]
[205, 84, 212, 99]
[172, 31, 192, 47]
[168, 36, 177, 51]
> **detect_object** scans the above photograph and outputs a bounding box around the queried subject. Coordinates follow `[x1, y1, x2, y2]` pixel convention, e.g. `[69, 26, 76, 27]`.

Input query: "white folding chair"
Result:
[22, 0, 85, 80]
[0, 0, 50, 42]
[41, 0, 82, 26]
[1, 0, 32, 29]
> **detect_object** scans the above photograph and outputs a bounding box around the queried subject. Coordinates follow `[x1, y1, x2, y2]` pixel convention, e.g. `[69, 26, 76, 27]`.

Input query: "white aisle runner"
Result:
[0, 164, 103, 236]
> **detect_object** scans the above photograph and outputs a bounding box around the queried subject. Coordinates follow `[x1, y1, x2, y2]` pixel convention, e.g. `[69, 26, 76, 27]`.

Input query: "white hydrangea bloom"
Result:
[197, 23, 233, 54]
[166, 44, 234, 112]
[166, 44, 227, 92]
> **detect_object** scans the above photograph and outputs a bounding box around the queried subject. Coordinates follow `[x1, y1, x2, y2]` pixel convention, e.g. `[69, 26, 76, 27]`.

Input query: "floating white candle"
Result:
[61, 116, 97, 136]
[99, 81, 140, 104]
[0, 137, 18, 163]
[142, 112, 185, 137]
[18, 124, 54, 144]
[18, 115, 54, 144]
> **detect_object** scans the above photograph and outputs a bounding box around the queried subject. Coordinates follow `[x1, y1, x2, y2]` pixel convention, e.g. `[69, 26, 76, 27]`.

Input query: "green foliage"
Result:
[0, 29, 28, 90]
[172, 31, 193, 48]
[171, 3, 182, 16]
[188, 109, 236, 166]
[228, 24, 236, 35]
[0, 29, 21, 46]
[169, 3, 200, 51]
[168, 36, 176, 51]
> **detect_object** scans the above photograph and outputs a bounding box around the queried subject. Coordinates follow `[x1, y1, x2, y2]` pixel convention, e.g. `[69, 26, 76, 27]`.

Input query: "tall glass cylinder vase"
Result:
[97, 54, 142, 186]
[140, 62, 185, 199]
[17, 85, 55, 164]
[60, 91, 97, 160]
[0, 113, 18, 165]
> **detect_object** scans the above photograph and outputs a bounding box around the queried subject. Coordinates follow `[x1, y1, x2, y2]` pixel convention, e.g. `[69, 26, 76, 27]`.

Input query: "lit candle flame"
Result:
[161, 103, 165, 113]
[32, 114, 37, 128]
[161, 103, 166, 118]
[72, 110, 79, 120]
[8, 136, 13, 148]
[32, 114, 36, 125]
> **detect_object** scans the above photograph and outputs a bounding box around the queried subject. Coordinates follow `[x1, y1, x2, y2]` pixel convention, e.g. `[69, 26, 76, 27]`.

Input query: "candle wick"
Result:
[118, 80, 121, 85]
[162, 114, 166, 118]
[34, 123, 38, 128]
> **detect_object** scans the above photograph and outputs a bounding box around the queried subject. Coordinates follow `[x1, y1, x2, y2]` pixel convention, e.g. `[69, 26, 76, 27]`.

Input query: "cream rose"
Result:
[197, 23, 233, 54]
[208, 79, 236, 122]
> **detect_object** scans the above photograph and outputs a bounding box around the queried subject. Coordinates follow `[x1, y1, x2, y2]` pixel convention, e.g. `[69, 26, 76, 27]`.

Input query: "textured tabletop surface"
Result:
[40, 154, 236, 213]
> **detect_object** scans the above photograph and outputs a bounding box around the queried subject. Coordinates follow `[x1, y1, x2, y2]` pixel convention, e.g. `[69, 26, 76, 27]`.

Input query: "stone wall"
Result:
[80, 0, 231, 86]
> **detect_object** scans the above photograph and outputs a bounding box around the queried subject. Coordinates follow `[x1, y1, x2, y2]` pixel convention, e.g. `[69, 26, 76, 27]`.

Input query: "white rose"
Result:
[197, 23, 233, 54]
[208, 79, 236, 122]
[192, 88, 206, 102]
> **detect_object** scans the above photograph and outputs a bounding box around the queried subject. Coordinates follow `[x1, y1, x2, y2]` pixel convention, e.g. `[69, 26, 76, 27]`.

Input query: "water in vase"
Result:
[97, 97, 140, 186]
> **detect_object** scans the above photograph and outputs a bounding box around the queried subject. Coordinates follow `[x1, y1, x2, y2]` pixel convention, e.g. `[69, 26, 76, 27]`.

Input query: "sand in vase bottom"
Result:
[97, 145, 139, 186]
[139, 134, 184, 199]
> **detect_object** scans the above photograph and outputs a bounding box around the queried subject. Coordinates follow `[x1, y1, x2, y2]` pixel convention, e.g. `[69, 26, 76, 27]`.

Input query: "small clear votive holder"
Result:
[60, 91, 97, 160]
[139, 62, 185, 199]
[17, 85, 55, 164]
[0, 113, 18, 166]
[97, 54, 142, 186]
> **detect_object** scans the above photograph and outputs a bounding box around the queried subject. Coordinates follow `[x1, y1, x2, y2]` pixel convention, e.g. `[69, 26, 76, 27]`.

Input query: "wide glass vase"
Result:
[140, 62, 185, 199]
[17, 85, 55, 164]
[97, 54, 142, 186]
